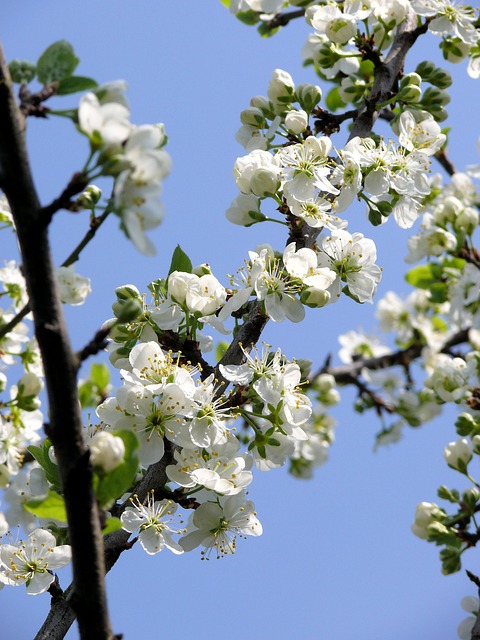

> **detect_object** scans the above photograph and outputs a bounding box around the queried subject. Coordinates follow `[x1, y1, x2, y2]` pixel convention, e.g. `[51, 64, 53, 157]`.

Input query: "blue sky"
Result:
[1, 2, 479, 638]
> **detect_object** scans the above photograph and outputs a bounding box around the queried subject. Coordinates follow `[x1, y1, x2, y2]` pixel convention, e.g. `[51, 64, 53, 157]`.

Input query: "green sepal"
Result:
[440, 545, 462, 574]
[27, 439, 61, 489]
[102, 516, 123, 535]
[56, 75, 98, 95]
[24, 489, 67, 523]
[36, 40, 79, 85]
[437, 485, 460, 503]
[236, 11, 260, 25]
[455, 413, 478, 437]
[93, 430, 139, 509]
[168, 245, 192, 276]
[148, 278, 168, 305]
[258, 23, 279, 37]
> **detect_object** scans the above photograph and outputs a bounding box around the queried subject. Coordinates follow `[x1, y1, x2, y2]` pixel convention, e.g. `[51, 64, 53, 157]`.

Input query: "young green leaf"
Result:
[36, 40, 79, 85]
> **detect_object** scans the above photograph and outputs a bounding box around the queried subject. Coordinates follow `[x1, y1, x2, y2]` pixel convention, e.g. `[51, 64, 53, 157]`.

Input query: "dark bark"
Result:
[0, 43, 114, 640]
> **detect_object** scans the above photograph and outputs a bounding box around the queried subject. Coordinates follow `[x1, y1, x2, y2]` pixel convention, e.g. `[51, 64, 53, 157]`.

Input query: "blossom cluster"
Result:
[77, 82, 171, 254]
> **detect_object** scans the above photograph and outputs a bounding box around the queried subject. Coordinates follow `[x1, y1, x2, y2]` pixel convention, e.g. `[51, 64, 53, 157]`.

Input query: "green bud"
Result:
[415, 60, 436, 81]
[462, 487, 480, 512]
[295, 83, 322, 112]
[440, 37, 470, 63]
[437, 485, 460, 503]
[316, 43, 341, 69]
[440, 546, 461, 575]
[250, 95, 275, 119]
[8, 59, 36, 84]
[76, 185, 102, 209]
[400, 72, 422, 88]
[240, 107, 266, 128]
[300, 287, 331, 308]
[112, 298, 143, 323]
[115, 284, 142, 302]
[397, 84, 422, 103]
[422, 86, 451, 107]
[430, 68, 452, 89]
[455, 412, 478, 436]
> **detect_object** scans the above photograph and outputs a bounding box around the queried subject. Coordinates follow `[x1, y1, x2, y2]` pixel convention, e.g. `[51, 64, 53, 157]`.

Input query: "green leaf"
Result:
[102, 517, 123, 535]
[168, 245, 192, 276]
[94, 431, 139, 508]
[24, 490, 67, 522]
[215, 341, 229, 362]
[36, 40, 79, 85]
[28, 440, 62, 489]
[56, 75, 98, 95]
[219, 0, 230, 6]
[405, 264, 437, 289]
[90, 362, 110, 391]
[325, 87, 347, 112]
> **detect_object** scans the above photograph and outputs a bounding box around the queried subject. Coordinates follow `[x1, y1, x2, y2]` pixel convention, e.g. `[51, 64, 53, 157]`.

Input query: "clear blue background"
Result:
[1, 2, 479, 639]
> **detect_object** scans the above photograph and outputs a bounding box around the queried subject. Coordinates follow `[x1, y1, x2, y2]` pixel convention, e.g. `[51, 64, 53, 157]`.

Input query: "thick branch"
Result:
[0, 43, 114, 640]
[349, 8, 426, 141]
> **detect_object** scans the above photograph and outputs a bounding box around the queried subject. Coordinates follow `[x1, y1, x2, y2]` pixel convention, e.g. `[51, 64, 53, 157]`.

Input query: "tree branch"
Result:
[265, 8, 305, 30]
[314, 328, 470, 385]
[0, 42, 114, 640]
[35, 440, 178, 640]
[348, 8, 427, 141]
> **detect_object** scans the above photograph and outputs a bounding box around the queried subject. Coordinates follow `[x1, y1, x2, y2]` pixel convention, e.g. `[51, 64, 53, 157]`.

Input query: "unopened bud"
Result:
[284, 109, 308, 134]
[240, 107, 266, 128]
[76, 185, 102, 209]
[89, 431, 125, 472]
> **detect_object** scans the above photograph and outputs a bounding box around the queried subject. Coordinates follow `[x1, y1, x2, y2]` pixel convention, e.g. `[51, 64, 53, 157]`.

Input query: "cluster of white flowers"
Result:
[77, 82, 171, 254]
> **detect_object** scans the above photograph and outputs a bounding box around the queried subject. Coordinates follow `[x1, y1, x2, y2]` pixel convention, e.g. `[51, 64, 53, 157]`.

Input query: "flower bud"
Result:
[400, 72, 422, 88]
[430, 68, 452, 89]
[422, 86, 451, 107]
[397, 85, 422, 103]
[411, 501, 442, 539]
[415, 60, 436, 81]
[18, 372, 43, 398]
[300, 287, 331, 308]
[112, 298, 143, 323]
[240, 107, 266, 128]
[295, 83, 322, 112]
[444, 438, 473, 472]
[472, 435, 480, 455]
[8, 59, 36, 84]
[76, 185, 102, 209]
[89, 431, 125, 472]
[250, 95, 275, 119]
[284, 109, 308, 134]
[455, 206, 479, 235]
[440, 37, 470, 63]
[267, 69, 295, 107]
